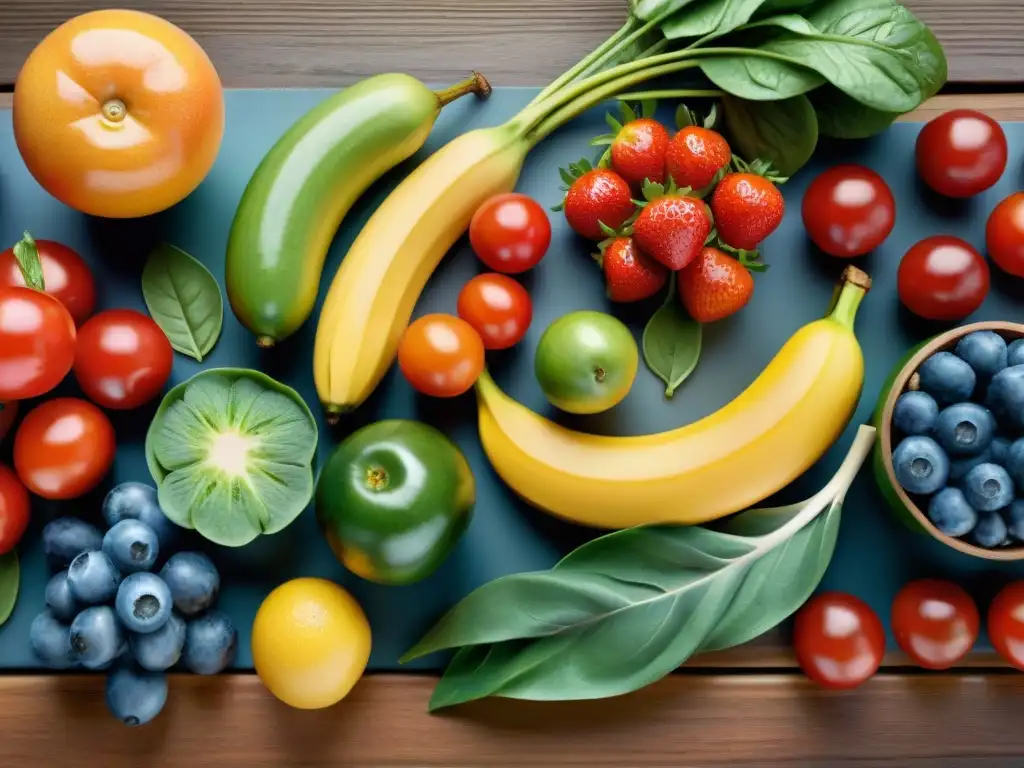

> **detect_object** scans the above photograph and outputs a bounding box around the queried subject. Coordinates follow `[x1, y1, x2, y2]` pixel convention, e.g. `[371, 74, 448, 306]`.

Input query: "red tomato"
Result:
[897, 236, 990, 321]
[0, 239, 95, 325]
[986, 581, 1024, 671]
[457, 274, 533, 350]
[891, 579, 978, 670]
[916, 110, 1007, 198]
[14, 398, 115, 500]
[398, 314, 485, 398]
[801, 165, 896, 257]
[793, 592, 885, 689]
[74, 309, 173, 410]
[469, 193, 551, 274]
[0, 464, 30, 555]
[986, 192, 1024, 277]
[0, 287, 77, 400]
[0, 402, 16, 444]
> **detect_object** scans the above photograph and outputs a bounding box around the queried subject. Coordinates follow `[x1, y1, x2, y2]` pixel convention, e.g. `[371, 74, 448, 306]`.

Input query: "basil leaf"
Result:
[0, 551, 20, 627]
[722, 93, 818, 176]
[142, 243, 223, 362]
[642, 277, 702, 398]
[810, 86, 900, 139]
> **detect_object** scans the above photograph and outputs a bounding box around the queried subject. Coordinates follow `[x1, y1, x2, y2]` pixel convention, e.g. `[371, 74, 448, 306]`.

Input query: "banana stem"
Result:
[829, 266, 872, 329]
[435, 71, 492, 106]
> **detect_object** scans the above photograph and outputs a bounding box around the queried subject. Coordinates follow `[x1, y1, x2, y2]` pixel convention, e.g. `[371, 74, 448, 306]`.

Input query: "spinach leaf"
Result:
[0, 552, 19, 627]
[642, 276, 702, 397]
[661, 0, 810, 40]
[811, 85, 901, 139]
[699, 52, 824, 101]
[635, 0, 703, 21]
[722, 93, 818, 176]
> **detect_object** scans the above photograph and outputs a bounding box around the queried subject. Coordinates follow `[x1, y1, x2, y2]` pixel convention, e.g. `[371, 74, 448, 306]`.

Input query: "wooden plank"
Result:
[0, 0, 1020, 88]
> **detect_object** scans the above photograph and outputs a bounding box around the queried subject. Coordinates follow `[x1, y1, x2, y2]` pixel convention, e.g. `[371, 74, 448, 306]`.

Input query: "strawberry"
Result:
[593, 103, 670, 189]
[678, 247, 754, 323]
[554, 159, 635, 241]
[665, 126, 731, 191]
[711, 164, 786, 251]
[596, 237, 668, 303]
[631, 180, 713, 271]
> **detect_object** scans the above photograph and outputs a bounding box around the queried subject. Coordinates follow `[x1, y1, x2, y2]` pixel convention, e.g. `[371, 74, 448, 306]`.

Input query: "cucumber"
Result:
[225, 72, 489, 346]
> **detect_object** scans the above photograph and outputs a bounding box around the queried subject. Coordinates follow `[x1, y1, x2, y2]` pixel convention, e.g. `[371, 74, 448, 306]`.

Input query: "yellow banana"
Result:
[476, 266, 872, 529]
[313, 124, 529, 418]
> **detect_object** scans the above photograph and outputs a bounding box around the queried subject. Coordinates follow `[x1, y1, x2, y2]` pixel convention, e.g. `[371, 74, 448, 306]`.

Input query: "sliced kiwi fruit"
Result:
[145, 368, 318, 547]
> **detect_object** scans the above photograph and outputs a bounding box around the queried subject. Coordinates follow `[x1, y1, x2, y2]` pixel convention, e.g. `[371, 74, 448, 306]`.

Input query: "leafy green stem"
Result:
[617, 88, 723, 101]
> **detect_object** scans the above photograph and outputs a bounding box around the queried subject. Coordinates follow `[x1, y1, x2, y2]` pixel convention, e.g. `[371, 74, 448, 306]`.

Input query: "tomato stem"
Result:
[11, 232, 45, 292]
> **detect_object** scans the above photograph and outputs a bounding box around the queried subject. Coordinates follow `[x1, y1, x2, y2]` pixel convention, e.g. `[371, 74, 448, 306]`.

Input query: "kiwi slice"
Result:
[145, 368, 317, 547]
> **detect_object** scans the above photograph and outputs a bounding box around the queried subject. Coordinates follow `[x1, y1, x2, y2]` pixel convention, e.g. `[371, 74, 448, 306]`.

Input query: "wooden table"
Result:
[3, 1, 1024, 765]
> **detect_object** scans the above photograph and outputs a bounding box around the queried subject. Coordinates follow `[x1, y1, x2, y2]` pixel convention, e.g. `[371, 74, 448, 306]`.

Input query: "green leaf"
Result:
[0, 551, 19, 627]
[635, 0, 703, 21]
[663, 0, 775, 40]
[642, 276, 702, 397]
[721, 93, 818, 176]
[810, 86, 900, 139]
[699, 52, 824, 102]
[11, 232, 44, 292]
[142, 243, 223, 363]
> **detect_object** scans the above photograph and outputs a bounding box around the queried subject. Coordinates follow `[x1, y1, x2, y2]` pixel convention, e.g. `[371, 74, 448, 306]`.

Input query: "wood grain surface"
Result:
[0, 0, 1021, 87]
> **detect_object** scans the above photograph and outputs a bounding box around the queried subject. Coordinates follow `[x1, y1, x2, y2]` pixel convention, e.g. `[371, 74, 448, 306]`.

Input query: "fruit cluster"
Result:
[30, 483, 235, 726]
[890, 331, 1024, 548]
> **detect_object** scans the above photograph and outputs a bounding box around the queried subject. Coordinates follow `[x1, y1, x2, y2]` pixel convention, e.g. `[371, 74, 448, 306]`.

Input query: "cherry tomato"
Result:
[457, 274, 533, 350]
[14, 398, 115, 500]
[897, 236, 990, 321]
[398, 314, 485, 398]
[0, 464, 30, 556]
[916, 110, 1007, 198]
[469, 193, 552, 274]
[987, 581, 1024, 670]
[793, 592, 885, 689]
[0, 402, 17, 444]
[891, 578, 978, 670]
[0, 239, 95, 325]
[0, 287, 77, 401]
[986, 192, 1024, 278]
[801, 165, 896, 257]
[74, 310, 173, 410]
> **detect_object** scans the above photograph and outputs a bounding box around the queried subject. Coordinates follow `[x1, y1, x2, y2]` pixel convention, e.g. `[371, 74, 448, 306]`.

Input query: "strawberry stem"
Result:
[12, 232, 45, 292]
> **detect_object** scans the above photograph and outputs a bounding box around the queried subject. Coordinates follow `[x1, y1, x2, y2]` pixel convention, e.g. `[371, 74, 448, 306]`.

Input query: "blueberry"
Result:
[892, 435, 950, 495]
[130, 612, 186, 671]
[1004, 438, 1024, 490]
[70, 606, 126, 669]
[917, 352, 976, 404]
[106, 663, 167, 727]
[116, 573, 172, 634]
[1008, 339, 1024, 367]
[986, 365, 1024, 427]
[927, 487, 978, 536]
[973, 511, 1009, 548]
[103, 482, 178, 549]
[955, 331, 1008, 378]
[1003, 499, 1024, 541]
[893, 391, 939, 435]
[42, 517, 103, 568]
[963, 463, 1015, 512]
[949, 448, 992, 483]
[991, 436, 1011, 465]
[103, 520, 159, 574]
[44, 570, 79, 623]
[160, 552, 220, 616]
[67, 550, 122, 605]
[30, 610, 76, 669]
[184, 611, 237, 675]
[933, 402, 995, 456]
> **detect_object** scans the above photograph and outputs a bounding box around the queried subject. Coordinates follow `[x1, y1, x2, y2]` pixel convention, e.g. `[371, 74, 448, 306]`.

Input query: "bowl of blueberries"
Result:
[874, 321, 1024, 560]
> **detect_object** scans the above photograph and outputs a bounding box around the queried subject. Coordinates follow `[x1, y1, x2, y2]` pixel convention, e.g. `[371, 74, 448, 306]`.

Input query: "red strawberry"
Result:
[609, 118, 670, 189]
[631, 181, 713, 271]
[555, 160, 636, 241]
[711, 172, 785, 250]
[665, 126, 731, 191]
[678, 247, 754, 323]
[597, 237, 669, 303]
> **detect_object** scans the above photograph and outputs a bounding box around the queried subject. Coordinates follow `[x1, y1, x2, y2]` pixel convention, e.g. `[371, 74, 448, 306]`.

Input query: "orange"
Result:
[13, 10, 224, 219]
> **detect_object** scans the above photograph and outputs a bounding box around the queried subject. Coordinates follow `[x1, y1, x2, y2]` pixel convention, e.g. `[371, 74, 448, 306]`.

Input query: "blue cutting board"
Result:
[1, 88, 1023, 671]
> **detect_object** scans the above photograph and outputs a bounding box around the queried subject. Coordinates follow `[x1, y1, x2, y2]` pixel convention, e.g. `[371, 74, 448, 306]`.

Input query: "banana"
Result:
[476, 266, 872, 529]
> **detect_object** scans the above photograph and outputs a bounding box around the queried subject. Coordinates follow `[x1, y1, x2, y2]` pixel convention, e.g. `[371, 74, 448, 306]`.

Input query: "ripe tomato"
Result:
[13, 9, 224, 219]
[802, 165, 895, 257]
[986, 192, 1024, 277]
[470, 193, 551, 274]
[0, 402, 16, 444]
[916, 110, 1007, 198]
[988, 581, 1024, 670]
[14, 398, 116, 500]
[891, 579, 978, 670]
[793, 592, 885, 689]
[0, 465, 30, 556]
[74, 310, 173, 410]
[398, 314, 485, 397]
[0, 287, 77, 401]
[0, 238, 95, 325]
[897, 236, 989, 321]
[457, 274, 533, 350]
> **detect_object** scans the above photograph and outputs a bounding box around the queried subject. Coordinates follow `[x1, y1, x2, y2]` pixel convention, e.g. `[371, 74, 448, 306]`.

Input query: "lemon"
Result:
[251, 578, 371, 709]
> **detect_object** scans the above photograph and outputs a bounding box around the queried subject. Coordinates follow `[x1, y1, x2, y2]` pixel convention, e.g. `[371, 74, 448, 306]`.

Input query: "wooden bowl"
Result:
[873, 320, 1024, 561]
